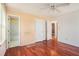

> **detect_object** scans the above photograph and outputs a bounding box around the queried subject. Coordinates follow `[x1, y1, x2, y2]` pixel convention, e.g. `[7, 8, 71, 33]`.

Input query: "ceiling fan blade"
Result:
[55, 8, 61, 12]
[56, 3, 70, 7]
[39, 5, 50, 10]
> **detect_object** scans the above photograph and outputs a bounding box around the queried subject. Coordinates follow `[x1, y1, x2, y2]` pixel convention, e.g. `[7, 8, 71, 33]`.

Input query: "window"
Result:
[0, 4, 2, 43]
[0, 4, 6, 45]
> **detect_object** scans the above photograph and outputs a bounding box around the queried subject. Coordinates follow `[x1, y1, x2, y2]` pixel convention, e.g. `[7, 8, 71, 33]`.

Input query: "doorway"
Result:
[52, 23, 55, 38]
[51, 21, 58, 39]
[7, 15, 20, 48]
[50, 21, 58, 49]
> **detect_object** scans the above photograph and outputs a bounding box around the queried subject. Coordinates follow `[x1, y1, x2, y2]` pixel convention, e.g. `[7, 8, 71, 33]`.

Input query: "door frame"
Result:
[50, 21, 58, 39]
[7, 14, 21, 49]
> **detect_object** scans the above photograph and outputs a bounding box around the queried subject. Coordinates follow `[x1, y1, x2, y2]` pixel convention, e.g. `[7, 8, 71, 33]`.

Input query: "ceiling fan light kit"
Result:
[41, 3, 70, 13]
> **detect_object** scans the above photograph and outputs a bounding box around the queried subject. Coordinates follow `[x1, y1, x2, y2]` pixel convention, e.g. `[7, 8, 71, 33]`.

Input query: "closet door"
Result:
[35, 19, 45, 42]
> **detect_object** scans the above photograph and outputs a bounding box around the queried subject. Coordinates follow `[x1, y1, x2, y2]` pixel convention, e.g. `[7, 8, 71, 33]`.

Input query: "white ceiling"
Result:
[6, 3, 79, 17]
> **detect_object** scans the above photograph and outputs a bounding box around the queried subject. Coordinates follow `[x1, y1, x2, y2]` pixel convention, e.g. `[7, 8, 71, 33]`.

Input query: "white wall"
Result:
[55, 10, 79, 47]
[0, 41, 6, 56]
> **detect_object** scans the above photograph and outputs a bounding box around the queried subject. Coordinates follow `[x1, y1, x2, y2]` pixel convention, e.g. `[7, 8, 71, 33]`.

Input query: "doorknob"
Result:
[8, 30, 9, 32]
[8, 42, 9, 44]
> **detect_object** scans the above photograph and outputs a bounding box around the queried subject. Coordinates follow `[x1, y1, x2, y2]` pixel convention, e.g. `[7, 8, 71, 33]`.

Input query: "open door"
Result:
[7, 15, 20, 48]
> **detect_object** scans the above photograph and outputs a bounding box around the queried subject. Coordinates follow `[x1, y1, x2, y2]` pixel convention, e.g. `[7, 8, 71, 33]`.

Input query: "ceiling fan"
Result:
[41, 3, 70, 13]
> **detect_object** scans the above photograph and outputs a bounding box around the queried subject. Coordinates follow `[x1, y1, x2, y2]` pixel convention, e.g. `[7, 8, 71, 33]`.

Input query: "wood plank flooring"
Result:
[57, 42, 79, 56]
[4, 40, 79, 56]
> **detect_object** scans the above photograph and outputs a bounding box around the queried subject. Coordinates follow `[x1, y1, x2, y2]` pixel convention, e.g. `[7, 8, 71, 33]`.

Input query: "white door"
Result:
[8, 15, 20, 48]
[35, 19, 45, 42]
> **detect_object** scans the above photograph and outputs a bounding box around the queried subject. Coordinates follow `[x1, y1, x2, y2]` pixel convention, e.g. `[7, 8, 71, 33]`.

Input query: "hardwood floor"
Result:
[57, 42, 79, 56]
[5, 40, 79, 56]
